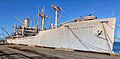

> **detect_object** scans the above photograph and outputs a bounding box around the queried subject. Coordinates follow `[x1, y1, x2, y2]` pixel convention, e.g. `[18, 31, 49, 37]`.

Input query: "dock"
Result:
[0, 44, 119, 59]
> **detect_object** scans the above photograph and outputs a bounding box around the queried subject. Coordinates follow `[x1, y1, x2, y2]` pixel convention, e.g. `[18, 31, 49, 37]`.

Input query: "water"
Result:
[113, 42, 120, 54]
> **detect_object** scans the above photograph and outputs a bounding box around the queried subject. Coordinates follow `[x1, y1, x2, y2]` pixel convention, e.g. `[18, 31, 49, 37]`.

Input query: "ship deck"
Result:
[0, 44, 119, 59]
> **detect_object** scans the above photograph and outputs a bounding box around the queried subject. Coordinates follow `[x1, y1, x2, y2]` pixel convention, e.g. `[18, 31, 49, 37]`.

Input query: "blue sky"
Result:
[0, 0, 120, 42]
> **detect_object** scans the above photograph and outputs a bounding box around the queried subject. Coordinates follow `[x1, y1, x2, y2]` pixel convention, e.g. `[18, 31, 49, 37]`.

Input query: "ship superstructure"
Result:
[6, 5, 116, 54]
[7, 18, 38, 39]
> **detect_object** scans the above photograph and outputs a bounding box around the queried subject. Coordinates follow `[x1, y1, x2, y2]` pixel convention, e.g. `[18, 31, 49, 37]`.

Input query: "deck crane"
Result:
[40, 6, 46, 31]
[51, 5, 62, 29]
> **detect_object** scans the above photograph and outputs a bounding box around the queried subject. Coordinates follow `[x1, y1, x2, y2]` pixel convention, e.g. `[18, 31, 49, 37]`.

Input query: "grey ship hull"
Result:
[7, 18, 116, 54]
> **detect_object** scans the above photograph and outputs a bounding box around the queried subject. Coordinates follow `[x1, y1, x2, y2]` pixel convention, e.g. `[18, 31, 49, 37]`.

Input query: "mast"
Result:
[40, 6, 45, 31]
[38, 7, 40, 31]
[51, 5, 61, 29]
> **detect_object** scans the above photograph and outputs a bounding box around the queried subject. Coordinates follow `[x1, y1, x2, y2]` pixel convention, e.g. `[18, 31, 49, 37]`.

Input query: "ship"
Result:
[5, 5, 116, 54]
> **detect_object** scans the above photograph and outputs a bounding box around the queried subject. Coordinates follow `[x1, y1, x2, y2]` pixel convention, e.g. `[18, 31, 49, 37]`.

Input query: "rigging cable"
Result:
[104, 22, 118, 44]
[106, 23, 115, 30]
[58, 8, 63, 21]
[67, 26, 90, 49]
[106, 22, 120, 30]
[101, 23, 112, 53]
[67, 26, 109, 51]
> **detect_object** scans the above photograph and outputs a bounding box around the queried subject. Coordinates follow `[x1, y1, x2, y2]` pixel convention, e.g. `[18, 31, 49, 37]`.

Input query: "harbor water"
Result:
[113, 42, 120, 54]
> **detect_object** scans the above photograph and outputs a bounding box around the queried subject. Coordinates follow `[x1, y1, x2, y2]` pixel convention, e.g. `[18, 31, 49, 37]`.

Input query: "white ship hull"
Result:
[7, 18, 116, 53]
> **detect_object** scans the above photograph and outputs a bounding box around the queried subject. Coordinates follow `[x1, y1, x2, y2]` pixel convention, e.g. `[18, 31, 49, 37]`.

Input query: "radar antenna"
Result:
[88, 11, 96, 16]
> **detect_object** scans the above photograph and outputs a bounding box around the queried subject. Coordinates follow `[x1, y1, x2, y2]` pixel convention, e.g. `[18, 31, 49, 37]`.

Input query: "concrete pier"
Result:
[0, 44, 119, 59]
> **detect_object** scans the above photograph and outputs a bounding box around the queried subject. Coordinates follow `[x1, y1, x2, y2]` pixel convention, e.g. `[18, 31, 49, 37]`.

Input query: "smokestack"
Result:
[24, 18, 29, 29]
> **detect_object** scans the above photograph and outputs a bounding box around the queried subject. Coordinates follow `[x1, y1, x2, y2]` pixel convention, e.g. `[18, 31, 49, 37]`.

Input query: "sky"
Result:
[0, 0, 120, 42]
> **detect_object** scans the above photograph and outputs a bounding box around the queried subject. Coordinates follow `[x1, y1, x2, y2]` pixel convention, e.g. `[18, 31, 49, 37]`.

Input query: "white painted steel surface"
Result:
[7, 18, 116, 53]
